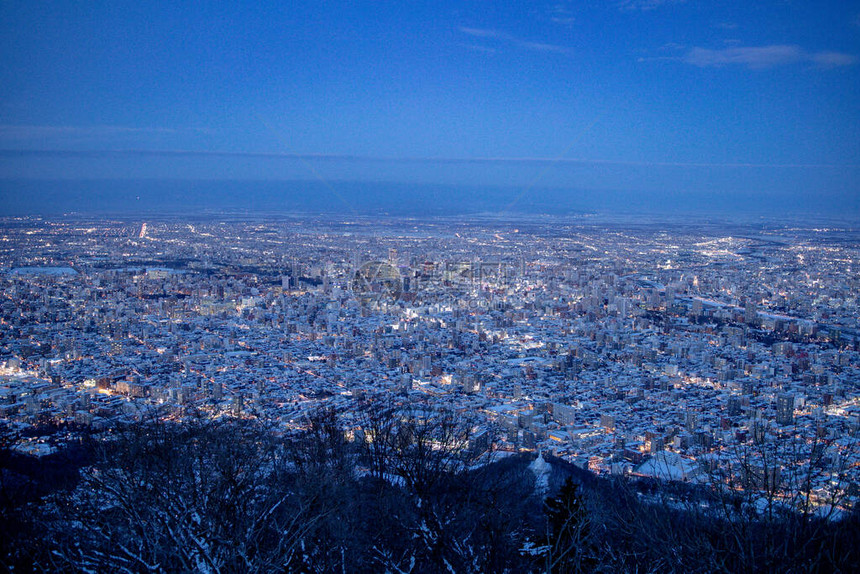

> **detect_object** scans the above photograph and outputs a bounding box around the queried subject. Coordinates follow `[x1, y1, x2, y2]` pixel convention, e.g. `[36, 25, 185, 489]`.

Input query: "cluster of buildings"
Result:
[1, 215, 859, 511]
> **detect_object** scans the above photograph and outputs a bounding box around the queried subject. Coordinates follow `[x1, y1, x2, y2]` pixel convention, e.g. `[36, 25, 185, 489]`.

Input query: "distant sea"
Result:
[0, 179, 857, 222]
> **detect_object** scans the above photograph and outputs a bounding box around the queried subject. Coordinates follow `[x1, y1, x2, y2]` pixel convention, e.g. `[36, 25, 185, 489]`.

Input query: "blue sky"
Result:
[0, 1, 858, 204]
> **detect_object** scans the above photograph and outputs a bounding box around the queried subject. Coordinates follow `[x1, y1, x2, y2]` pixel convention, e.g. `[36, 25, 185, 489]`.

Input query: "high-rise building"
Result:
[685, 410, 698, 431]
[776, 393, 795, 425]
[727, 395, 741, 417]
[745, 300, 758, 325]
[691, 298, 703, 317]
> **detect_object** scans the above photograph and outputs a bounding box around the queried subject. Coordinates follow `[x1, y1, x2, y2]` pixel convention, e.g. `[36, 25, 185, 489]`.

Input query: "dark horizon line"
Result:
[1, 148, 857, 170]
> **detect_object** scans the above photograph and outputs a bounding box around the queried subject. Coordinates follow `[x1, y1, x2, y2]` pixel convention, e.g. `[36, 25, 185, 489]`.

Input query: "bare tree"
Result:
[45, 417, 334, 573]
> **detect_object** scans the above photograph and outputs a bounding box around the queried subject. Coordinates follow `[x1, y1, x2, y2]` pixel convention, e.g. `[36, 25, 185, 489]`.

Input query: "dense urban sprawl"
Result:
[1, 215, 858, 512]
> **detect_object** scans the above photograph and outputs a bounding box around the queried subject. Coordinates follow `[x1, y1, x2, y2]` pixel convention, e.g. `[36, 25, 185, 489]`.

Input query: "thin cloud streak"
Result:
[458, 27, 503, 39]
[547, 3, 575, 28]
[0, 125, 209, 140]
[458, 26, 570, 55]
[619, 0, 685, 12]
[1, 148, 856, 170]
[683, 45, 857, 69]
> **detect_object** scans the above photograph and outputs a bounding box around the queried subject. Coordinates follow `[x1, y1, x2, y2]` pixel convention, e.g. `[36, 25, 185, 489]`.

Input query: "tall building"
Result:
[691, 298, 703, 317]
[553, 403, 576, 426]
[776, 393, 795, 425]
[727, 395, 741, 418]
[745, 300, 758, 325]
[685, 410, 698, 431]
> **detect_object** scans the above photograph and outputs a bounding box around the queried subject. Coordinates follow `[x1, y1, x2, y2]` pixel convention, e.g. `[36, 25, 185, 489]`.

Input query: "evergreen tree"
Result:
[543, 477, 591, 573]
